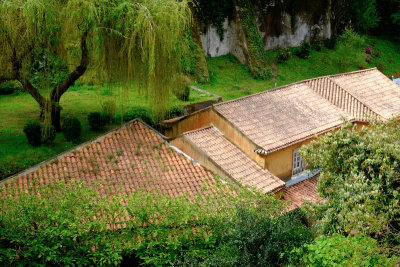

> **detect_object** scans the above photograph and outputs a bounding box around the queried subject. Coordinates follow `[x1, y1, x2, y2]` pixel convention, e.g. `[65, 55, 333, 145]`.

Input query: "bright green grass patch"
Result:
[196, 36, 400, 101]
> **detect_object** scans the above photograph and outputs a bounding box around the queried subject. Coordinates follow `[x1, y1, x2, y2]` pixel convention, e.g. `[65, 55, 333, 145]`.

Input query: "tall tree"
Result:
[0, 0, 191, 131]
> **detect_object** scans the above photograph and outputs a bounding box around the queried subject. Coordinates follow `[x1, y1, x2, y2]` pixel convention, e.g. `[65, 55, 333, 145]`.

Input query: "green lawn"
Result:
[195, 36, 400, 100]
[1, 35, 399, 180]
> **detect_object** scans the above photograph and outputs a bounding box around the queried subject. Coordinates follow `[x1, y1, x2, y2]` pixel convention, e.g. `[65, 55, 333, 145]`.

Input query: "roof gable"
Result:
[331, 68, 400, 119]
[182, 126, 285, 193]
[3, 120, 215, 198]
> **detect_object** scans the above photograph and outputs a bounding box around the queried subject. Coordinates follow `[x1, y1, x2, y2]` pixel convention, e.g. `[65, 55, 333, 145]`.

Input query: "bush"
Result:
[173, 74, 191, 101]
[175, 85, 190, 101]
[101, 100, 116, 123]
[23, 121, 42, 147]
[123, 107, 155, 126]
[294, 234, 398, 266]
[204, 206, 312, 266]
[324, 36, 337, 50]
[295, 40, 311, 59]
[41, 124, 56, 145]
[254, 67, 273, 80]
[277, 48, 291, 63]
[165, 106, 185, 120]
[0, 82, 16, 95]
[62, 117, 81, 143]
[311, 41, 323, 51]
[88, 112, 106, 131]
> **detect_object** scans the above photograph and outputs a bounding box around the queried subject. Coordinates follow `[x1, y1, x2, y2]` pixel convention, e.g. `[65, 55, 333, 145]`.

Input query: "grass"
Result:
[195, 36, 400, 101]
[1, 35, 399, 180]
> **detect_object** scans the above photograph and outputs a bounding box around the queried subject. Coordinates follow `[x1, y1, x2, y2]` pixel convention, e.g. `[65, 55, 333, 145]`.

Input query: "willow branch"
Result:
[51, 31, 89, 101]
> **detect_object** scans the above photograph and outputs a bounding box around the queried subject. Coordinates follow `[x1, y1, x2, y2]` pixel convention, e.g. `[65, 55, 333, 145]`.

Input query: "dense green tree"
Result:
[301, 120, 400, 250]
[0, 0, 191, 131]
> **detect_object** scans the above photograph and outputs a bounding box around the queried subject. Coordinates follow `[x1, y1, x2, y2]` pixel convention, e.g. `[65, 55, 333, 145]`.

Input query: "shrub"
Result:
[311, 41, 323, 51]
[41, 124, 56, 146]
[375, 50, 382, 57]
[366, 55, 373, 63]
[23, 121, 42, 147]
[277, 48, 291, 63]
[101, 100, 116, 123]
[296, 234, 398, 266]
[254, 67, 273, 80]
[301, 121, 400, 247]
[175, 85, 190, 101]
[203, 206, 312, 266]
[295, 40, 311, 59]
[123, 107, 155, 126]
[62, 117, 81, 143]
[173, 74, 191, 101]
[0, 82, 16, 95]
[88, 112, 106, 131]
[324, 36, 337, 50]
[165, 106, 184, 120]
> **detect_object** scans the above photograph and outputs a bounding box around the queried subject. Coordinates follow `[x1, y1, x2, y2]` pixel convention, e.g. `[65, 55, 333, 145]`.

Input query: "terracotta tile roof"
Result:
[214, 68, 400, 154]
[283, 175, 322, 210]
[214, 83, 351, 153]
[2, 120, 215, 198]
[306, 76, 381, 121]
[330, 68, 400, 119]
[182, 126, 285, 193]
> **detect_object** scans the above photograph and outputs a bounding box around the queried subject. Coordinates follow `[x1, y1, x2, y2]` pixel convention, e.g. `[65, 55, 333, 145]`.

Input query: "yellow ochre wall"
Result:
[164, 108, 213, 138]
[262, 122, 370, 179]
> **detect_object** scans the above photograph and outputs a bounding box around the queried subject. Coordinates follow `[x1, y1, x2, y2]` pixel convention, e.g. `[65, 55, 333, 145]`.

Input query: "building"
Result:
[167, 68, 400, 200]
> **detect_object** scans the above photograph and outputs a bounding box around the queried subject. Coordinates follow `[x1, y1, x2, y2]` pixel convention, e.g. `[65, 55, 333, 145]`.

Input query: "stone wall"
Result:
[199, 1, 331, 61]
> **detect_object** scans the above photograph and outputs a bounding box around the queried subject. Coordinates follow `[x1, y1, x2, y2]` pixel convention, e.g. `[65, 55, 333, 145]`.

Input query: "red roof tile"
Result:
[2, 120, 216, 198]
[182, 126, 285, 193]
[283, 175, 322, 210]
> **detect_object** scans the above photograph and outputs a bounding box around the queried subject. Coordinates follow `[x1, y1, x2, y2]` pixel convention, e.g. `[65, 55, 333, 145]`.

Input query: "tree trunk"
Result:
[51, 102, 62, 132]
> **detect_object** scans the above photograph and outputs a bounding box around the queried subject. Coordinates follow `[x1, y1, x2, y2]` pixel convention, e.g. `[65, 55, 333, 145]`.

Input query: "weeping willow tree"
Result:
[0, 0, 191, 131]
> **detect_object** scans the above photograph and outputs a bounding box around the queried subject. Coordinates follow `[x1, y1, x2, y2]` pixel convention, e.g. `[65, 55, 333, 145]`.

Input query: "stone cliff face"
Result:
[198, 1, 331, 64]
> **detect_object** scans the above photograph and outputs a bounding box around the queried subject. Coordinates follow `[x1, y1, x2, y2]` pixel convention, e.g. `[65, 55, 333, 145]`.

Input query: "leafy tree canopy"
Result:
[0, 0, 191, 130]
[301, 120, 400, 251]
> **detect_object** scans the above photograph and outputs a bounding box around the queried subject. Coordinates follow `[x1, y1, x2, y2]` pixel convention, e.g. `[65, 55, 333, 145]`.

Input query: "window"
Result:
[292, 148, 305, 176]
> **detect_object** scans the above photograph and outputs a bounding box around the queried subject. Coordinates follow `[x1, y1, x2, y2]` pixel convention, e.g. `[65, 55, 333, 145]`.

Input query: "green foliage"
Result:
[236, 0, 270, 79]
[335, 29, 366, 71]
[123, 107, 155, 126]
[277, 49, 292, 63]
[0, 179, 285, 266]
[88, 112, 106, 132]
[41, 124, 56, 146]
[291, 234, 398, 266]
[0, 181, 126, 266]
[23, 121, 42, 147]
[202, 207, 312, 266]
[295, 40, 311, 59]
[301, 120, 400, 249]
[352, 0, 380, 32]
[324, 36, 337, 50]
[0, 0, 192, 123]
[165, 106, 185, 120]
[62, 117, 81, 143]
[101, 100, 116, 124]
[0, 82, 16, 95]
[173, 75, 191, 101]
[194, 0, 234, 40]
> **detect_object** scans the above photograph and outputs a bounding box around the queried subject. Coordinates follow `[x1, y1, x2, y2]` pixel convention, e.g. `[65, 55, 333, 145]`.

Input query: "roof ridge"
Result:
[214, 82, 306, 108]
[182, 125, 214, 136]
[327, 77, 383, 120]
[305, 76, 383, 120]
[214, 68, 378, 109]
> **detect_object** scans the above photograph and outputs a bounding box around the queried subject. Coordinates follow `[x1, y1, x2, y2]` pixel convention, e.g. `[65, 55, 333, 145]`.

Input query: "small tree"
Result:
[301, 120, 400, 249]
[0, 0, 191, 131]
